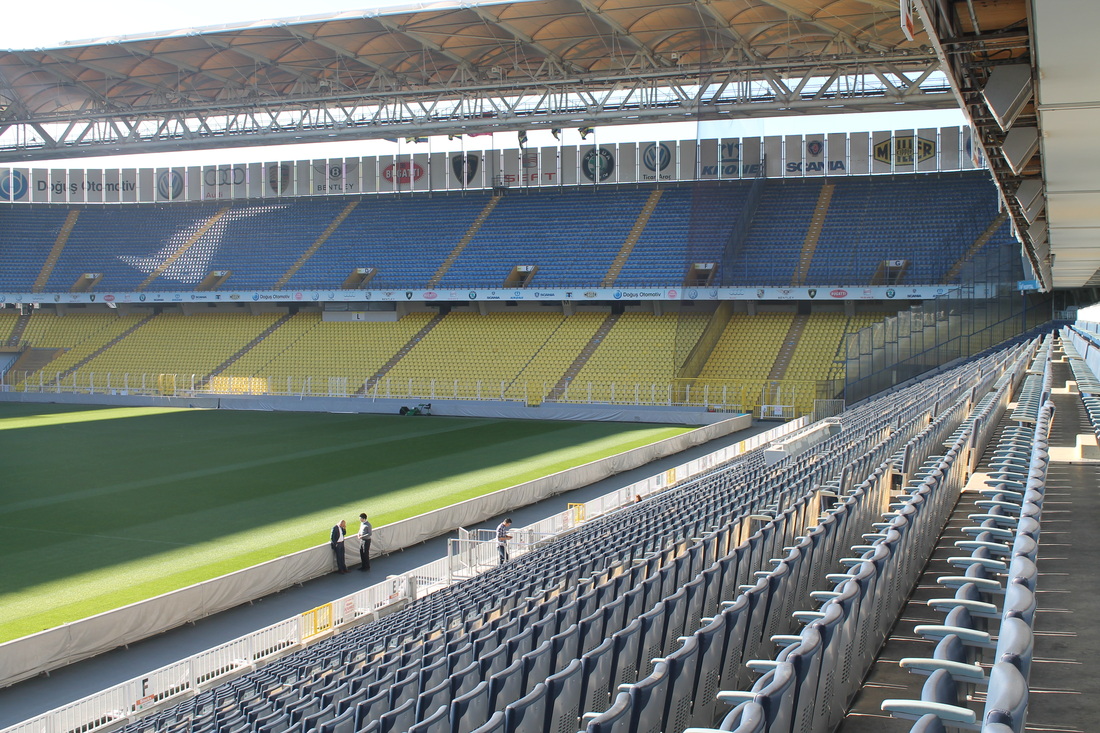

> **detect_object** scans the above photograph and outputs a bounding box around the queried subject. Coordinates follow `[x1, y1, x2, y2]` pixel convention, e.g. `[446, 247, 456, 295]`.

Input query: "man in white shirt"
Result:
[358, 512, 373, 571]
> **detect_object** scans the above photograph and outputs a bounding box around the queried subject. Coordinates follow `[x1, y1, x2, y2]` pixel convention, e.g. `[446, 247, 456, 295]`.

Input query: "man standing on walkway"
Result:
[496, 518, 513, 565]
[358, 513, 373, 571]
[330, 519, 348, 574]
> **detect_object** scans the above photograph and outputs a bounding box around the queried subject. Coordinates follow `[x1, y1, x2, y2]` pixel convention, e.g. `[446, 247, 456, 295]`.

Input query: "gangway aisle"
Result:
[838, 359, 1099, 733]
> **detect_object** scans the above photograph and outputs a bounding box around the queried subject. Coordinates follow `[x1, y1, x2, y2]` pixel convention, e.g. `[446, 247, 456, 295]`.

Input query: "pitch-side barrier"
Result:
[0, 417, 807, 733]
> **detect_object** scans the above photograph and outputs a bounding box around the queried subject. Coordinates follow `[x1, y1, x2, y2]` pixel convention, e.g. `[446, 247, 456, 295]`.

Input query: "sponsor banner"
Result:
[784, 135, 804, 177]
[828, 133, 848, 176]
[639, 141, 672, 182]
[84, 169, 103, 203]
[450, 151, 480, 189]
[311, 159, 330, 194]
[137, 168, 154, 202]
[185, 166, 202, 200]
[360, 157, 377, 194]
[412, 154, 430, 192]
[917, 129, 939, 172]
[581, 146, 615, 183]
[201, 165, 245, 200]
[764, 136, 783, 177]
[802, 136, 825, 177]
[873, 131, 937, 170]
[698, 138, 719, 180]
[963, 126, 983, 169]
[560, 146, 578, 186]
[294, 160, 312, 196]
[0, 168, 30, 201]
[678, 140, 695, 183]
[0, 129, 977, 206]
[68, 169, 86, 203]
[714, 138, 741, 179]
[376, 154, 395, 193]
[889, 130, 915, 169]
[121, 168, 138, 203]
[850, 132, 870, 175]
[540, 146, 558, 186]
[50, 169, 69, 202]
[103, 169, 120, 203]
[247, 163, 264, 198]
[496, 148, 546, 187]
[742, 138, 763, 178]
[618, 142, 637, 183]
[502, 147, 520, 188]
[429, 152, 449, 190]
[383, 156, 425, 191]
[265, 163, 292, 197]
[5, 285, 960, 305]
[30, 169, 49, 203]
[871, 131, 892, 174]
[155, 169, 185, 202]
[940, 127, 960, 171]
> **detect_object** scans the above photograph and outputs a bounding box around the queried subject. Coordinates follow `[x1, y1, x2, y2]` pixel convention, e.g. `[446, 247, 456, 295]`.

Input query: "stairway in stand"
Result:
[359, 312, 448, 394]
[544, 312, 621, 401]
[765, 313, 810, 381]
[204, 312, 298, 382]
[57, 313, 158, 379]
[600, 189, 663, 287]
[791, 182, 835, 286]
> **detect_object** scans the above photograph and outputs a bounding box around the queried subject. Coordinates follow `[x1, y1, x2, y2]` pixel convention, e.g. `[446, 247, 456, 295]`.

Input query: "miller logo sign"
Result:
[874, 137, 936, 166]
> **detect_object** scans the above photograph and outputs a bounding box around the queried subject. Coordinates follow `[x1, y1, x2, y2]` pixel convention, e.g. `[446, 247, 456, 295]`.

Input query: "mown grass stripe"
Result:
[0, 404, 690, 642]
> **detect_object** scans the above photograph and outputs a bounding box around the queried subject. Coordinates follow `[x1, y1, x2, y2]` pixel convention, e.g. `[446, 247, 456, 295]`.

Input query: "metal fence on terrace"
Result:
[1, 369, 844, 419]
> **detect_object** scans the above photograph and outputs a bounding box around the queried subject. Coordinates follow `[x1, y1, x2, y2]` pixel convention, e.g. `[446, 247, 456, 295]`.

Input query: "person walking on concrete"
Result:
[330, 520, 348, 574]
[358, 513, 373, 571]
[496, 518, 513, 565]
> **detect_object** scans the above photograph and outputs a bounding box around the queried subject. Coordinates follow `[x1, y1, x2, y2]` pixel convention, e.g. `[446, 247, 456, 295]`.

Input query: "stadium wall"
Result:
[0, 391, 734, 425]
[0, 411, 748, 688]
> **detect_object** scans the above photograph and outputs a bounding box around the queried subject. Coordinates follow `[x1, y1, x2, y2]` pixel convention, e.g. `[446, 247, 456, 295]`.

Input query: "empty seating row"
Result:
[593, 341, 1033, 733]
[0, 174, 1000, 293]
[879, 381, 1054, 732]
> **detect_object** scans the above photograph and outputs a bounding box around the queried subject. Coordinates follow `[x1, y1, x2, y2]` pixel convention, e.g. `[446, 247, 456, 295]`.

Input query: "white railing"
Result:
[0, 369, 831, 412]
[0, 417, 808, 733]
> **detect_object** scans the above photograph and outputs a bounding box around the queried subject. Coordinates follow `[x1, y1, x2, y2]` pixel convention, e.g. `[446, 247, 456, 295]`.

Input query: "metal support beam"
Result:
[0, 55, 949, 162]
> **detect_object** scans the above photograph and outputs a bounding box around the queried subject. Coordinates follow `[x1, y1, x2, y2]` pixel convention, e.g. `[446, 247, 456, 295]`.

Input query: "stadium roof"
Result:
[0, 0, 950, 158]
[0, 0, 1095, 292]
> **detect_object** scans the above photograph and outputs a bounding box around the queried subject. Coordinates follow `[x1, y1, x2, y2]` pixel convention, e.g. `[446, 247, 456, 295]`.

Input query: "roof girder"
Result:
[0, 54, 951, 161]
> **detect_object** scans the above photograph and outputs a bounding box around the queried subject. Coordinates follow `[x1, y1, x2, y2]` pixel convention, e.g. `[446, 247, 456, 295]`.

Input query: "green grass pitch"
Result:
[0, 403, 691, 643]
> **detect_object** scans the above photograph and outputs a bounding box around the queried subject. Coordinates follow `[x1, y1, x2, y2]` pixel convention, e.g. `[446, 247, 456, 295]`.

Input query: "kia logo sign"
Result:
[384, 162, 425, 184]
[424, 291, 438, 300]
[830, 289, 848, 298]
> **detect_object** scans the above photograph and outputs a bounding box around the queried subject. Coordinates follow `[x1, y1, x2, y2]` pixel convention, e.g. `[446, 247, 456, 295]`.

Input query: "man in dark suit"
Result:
[358, 513, 373, 571]
[330, 520, 348, 574]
